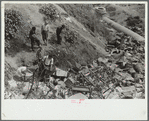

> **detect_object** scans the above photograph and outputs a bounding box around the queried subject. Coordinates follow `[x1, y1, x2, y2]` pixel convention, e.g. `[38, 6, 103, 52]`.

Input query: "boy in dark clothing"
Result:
[56, 25, 65, 44]
[29, 27, 40, 51]
[29, 27, 36, 51]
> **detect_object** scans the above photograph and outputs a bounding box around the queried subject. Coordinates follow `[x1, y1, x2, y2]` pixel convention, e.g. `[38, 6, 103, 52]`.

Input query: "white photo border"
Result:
[1, 1, 148, 120]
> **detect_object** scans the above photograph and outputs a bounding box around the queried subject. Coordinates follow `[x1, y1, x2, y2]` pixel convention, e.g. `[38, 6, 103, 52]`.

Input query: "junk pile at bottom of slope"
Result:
[5, 50, 145, 99]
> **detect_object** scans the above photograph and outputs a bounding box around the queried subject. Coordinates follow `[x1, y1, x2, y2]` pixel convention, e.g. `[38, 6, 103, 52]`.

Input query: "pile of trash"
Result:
[103, 18, 145, 99]
[5, 46, 145, 99]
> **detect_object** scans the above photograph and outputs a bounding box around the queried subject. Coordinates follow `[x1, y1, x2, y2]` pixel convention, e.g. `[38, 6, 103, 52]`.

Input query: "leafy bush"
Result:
[63, 25, 78, 44]
[39, 4, 58, 21]
[5, 9, 23, 40]
[50, 25, 79, 44]
[5, 9, 31, 54]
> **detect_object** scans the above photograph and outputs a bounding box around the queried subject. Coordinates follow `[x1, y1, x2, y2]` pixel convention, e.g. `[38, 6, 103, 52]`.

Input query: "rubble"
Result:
[10, 48, 143, 99]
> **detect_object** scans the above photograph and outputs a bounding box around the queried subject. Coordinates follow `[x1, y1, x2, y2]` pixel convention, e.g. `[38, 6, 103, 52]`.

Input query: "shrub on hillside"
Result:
[50, 25, 78, 44]
[63, 26, 78, 44]
[5, 9, 23, 40]
[5, 9, 30, 53]
[39, 4, 59, 21]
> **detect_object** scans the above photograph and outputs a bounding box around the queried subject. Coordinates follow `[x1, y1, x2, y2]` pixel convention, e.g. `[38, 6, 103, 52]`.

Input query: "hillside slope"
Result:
[5, 3, 145, 76]
[5, 3, 109, 69]
[4, 3, 145, 100]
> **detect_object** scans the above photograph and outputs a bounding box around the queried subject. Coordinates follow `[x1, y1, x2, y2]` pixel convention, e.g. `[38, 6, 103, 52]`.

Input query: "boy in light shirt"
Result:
[16, 65, 32, 82]
[41, 19, 51, 45]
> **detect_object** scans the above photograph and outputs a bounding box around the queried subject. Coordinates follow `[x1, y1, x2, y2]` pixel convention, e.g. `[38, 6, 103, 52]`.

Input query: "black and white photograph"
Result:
[3, 2, 146, 99]
[1, 1, 148, 120]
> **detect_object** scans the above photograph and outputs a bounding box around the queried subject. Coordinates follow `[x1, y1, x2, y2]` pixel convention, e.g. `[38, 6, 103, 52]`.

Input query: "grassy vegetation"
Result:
[59, 4, 111, 39]
[5, 8, 33, 56]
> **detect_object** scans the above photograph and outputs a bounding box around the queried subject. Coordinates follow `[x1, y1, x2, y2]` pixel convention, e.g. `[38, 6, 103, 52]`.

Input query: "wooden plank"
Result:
[72, 87, 90, 92]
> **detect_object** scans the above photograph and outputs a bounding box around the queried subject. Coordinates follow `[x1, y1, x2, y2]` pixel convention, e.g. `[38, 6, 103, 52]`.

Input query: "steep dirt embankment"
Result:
[5, 3, 108, 74]
[58, 4, 109, 47]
